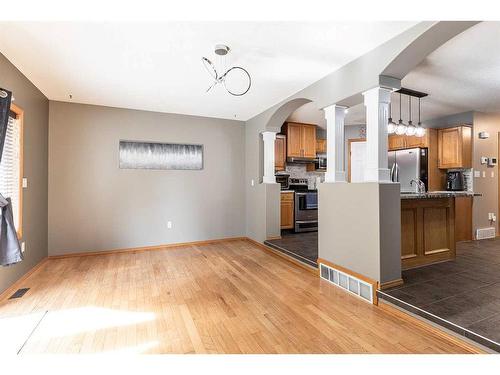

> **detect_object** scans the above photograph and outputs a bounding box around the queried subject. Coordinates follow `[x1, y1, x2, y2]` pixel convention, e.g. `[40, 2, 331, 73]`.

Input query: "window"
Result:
[0, 104, 23, 238]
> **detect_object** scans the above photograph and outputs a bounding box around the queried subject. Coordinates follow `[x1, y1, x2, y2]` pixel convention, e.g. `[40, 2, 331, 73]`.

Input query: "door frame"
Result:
[347, 138, 366, 182]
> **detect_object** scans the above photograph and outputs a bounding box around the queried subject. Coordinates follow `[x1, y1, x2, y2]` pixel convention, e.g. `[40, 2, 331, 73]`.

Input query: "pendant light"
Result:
[415, 97, 426, 138]
[387, 102, 397, 134]
[405, 96, 416, 136]
[395, 92, 407, 135]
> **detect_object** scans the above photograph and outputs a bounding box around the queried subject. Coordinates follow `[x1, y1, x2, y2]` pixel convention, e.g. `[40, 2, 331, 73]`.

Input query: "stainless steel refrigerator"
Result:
[388, 148, 428, 192]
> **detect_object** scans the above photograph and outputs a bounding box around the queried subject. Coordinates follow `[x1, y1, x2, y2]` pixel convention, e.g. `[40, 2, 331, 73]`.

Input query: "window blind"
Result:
[0, 116, 21, 230]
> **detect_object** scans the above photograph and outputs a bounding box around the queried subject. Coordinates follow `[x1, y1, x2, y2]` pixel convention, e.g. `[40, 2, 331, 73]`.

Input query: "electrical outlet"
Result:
[22, 178, 28, 188]
[21, 242, 25, 253]
[474, 170, 481, 178]
[167, 221, 172, 229]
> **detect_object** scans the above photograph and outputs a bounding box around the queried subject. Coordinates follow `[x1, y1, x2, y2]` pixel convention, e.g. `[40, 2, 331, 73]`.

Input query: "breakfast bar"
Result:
[400, 192, 479, 270]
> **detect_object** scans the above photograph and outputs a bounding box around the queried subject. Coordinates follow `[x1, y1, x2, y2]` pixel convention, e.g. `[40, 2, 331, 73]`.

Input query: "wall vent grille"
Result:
[476, 227, 496, 240]
[319, 263, 373, 304]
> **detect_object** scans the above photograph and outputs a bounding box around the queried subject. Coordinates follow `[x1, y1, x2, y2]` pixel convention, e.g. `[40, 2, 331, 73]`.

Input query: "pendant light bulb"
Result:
[387, 102, 397, 134]
[415, 97, 426, 138]
[405, 96, 416, 136]
[395, 92, 407, 135]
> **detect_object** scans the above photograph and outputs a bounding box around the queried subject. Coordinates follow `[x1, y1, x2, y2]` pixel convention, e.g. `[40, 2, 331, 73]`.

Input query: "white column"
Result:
[262, 131, 277, 184]
[363, 87, 392, 182]
[324, 104, 346, 183]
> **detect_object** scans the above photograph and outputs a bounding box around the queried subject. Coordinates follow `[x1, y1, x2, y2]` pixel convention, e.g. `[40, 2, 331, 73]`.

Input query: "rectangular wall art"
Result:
[119, 140, 203, 170]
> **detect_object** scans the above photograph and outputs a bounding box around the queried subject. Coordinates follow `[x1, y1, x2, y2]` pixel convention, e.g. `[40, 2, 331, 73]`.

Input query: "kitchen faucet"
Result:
[410, 179, 426, 194]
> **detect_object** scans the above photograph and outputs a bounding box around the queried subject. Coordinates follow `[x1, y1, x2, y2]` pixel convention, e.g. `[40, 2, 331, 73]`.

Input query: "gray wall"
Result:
[48, 101, 245, 255]
[472, 112, 500, 235]
[318, 182, 401, 284]
[0, 53, 49, 294]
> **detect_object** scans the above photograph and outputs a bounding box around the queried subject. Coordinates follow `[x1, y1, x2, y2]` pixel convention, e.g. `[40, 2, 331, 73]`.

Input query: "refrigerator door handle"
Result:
[390, 162, 395, 182]
[394, 162, 400, 182]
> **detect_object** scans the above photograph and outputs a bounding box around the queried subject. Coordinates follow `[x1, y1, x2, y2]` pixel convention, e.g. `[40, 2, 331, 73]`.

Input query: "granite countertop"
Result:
[401, 191, 482, 199]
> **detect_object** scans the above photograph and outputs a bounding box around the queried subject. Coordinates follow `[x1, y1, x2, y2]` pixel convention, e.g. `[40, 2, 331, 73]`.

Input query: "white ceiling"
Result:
[289, 21, 500, 129]
[0, 21, 416, 121]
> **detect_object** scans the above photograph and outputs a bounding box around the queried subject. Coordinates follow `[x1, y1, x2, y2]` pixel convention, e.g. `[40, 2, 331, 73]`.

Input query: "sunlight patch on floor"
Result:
[31, 306, 156, 339]
[0, 311, 46, 354]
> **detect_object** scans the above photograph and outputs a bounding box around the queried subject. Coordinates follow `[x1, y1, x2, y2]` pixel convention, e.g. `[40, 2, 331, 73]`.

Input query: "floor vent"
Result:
[9, 288, 30, 299]
[476, 227, 496, 240]
[320, 263, 373, 304]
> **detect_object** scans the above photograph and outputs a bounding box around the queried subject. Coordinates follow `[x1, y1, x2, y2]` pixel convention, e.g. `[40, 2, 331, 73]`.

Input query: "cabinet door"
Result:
[275, 135, 286, 171]
[286, 123, 303, 157]
[406, 134, 428, 148]
[316, 139, 326, 154]
[302, 125, 317, 158]
[388, 134, 406, 150]
[455, 196, 473, 242]
[438, 127, 461, 168]
[280, 193, 294, 229]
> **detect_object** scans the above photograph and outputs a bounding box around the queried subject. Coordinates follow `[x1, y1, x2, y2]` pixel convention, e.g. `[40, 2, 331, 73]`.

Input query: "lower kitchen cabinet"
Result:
[401, 197, 456, 270]
[280, 192, 294, 229]
[455, 196, 473, 242]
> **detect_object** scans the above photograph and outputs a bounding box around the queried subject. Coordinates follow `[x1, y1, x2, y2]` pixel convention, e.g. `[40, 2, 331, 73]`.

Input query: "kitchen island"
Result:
[400, 192, 479, 270]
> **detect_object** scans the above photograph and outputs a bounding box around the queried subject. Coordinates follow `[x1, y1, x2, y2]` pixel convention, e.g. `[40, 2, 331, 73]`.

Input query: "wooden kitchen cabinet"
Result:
[438, 126, 472, 169]
[388, 133, 430, 151]
[316, 139, 326, 154]
[388, 134, 407, 150]
[283, 122, 317, 158]
[280, 192, 294, 229]
[455, 196, 473, 242]
[401, 197, 456, 270]
[275, 134, 286, 171]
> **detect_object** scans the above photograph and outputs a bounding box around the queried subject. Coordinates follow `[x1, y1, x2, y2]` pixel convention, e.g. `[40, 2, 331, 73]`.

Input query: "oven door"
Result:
[295, 192, 318, 232]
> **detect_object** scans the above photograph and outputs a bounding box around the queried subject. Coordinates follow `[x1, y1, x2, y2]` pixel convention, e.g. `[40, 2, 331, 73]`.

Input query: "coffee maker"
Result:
[446, 171, 465, 191]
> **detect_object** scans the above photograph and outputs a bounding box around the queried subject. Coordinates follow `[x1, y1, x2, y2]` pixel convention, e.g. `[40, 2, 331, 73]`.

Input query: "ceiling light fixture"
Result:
[387, 102, 397, 134]
[415, 97, 426, 138]
[395, 92, 407, 135]
[405, 96, 416, 136]
[201, 44, 251, 97]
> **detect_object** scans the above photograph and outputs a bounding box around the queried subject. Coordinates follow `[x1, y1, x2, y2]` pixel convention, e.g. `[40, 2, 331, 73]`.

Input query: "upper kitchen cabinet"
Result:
[283, 122, 317, 158]
[316, 138, 326, 154]
[388, 132, 430, 151]
[438, 126, 472, 169]
[388, 134, 407, 150]
[275, 134, 286, 171]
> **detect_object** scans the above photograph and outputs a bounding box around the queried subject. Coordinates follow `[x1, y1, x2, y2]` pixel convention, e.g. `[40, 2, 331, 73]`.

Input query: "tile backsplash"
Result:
[285, 164, 325, 187]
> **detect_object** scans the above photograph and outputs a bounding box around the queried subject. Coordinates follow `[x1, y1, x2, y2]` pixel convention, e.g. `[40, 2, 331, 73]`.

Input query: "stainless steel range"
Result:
[289, 178, 318, 233]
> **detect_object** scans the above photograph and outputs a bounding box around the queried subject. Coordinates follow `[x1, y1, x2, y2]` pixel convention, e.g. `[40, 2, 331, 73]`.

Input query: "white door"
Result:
[350, 141, 366, 182]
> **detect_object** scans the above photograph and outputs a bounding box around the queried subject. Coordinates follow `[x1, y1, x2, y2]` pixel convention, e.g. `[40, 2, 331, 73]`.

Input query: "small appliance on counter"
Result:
[446, 170, 465, 191]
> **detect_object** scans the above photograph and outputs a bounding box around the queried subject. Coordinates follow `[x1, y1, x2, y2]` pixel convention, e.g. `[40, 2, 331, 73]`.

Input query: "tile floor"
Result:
[384, 238, 500, 351]
[264, 231, 318, 267]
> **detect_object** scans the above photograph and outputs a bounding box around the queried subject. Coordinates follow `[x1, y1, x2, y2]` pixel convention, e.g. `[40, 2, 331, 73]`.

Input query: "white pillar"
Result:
[324, 104, 346, 183]
[262, 131, 277, 184]
[363, 87, 392, 182]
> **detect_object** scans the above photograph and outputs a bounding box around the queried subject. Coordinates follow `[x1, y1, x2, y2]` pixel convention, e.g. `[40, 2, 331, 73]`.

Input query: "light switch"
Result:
[483, 171, 486, 178]
[492, 171, 495, 178]
[22, 178, 28, 188]
[251, 179, 255, 186]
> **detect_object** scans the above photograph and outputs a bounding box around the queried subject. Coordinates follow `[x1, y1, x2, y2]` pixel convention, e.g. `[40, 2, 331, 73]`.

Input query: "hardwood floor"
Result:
[0, 239, 480, 354]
